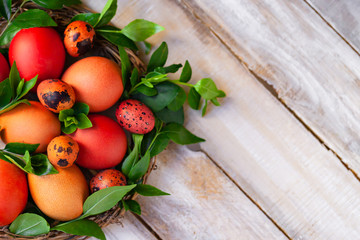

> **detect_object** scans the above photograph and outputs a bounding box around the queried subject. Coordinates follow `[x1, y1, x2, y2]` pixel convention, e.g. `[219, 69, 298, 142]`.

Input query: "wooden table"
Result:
[83, 0, 360, 239]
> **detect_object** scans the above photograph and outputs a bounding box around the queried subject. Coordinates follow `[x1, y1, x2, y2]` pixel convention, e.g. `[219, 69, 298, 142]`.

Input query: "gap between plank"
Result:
[178, 0, 360, 184]
[131, 213, 163, 240]
[191, 147, 292, 239]
[303, 0, 360, 58]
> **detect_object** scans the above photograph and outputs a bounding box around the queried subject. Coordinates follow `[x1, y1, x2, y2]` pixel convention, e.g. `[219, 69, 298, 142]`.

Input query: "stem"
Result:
[170, 80, 194, 87]
[0, 0, 29, 37]
[128, 81, 144, 95]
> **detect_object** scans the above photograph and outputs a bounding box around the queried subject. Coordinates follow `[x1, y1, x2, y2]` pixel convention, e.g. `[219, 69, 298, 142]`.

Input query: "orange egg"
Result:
[90, 169, 127, 193]
[0, 101, 60, 153]
[37, 79, 76, 113]
[62, 56, 123, 112]
[64, 21, 95, 57]
[47, 136, 79, 168]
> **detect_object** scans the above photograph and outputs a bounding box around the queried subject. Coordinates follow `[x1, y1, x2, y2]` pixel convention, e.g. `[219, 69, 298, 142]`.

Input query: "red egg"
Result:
[0, 53, 9, 82]
[9, 27, 65, 89]
[90, 169, 127, 193]
[69, 114, 127, 170]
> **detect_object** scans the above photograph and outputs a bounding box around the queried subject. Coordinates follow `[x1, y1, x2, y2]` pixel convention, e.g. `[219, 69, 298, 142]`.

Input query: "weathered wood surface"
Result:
[101, 212, 157, 240]
[82, 0, 360, 239]
[307, 0, 360, 54]
[178, 0, 360, 177]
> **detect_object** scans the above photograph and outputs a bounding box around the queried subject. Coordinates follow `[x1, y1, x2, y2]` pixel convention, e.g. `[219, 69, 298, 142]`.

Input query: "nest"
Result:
[0, 1, 154, 239]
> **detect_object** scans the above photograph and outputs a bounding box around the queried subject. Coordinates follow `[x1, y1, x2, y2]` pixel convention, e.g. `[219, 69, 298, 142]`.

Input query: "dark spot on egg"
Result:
[85, 24, 93, 32]
[57, 159, 69, 167]
[72, 32, 80, 42]
[42, 90, 71, 110]
[54, 144, 57, 150]
[57, 146, 64, 153]
[76, 38, 92, 55]
[68, 142, 73, 146]
[66, 147, 73, 154]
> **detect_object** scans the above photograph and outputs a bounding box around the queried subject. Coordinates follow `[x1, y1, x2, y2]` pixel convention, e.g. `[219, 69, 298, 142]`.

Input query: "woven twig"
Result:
[0, 1, 153, 239]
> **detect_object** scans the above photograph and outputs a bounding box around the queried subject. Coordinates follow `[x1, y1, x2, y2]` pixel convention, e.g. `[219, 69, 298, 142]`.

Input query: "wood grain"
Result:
[306, 0, 360, 54]
[83, 0, 360, 239]
[179, 0, 360, 177]
[136, 144, 287, 240]
[99, 212, 158, 240]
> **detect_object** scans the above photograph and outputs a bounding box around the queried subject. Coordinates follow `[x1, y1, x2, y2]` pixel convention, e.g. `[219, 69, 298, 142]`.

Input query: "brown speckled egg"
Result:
[116, 99, 155, 134]
[37, 79, 76, 113]
[64, 21, 95, 57]
[90, 169, 127, 193]
[47, 136, 79, 168]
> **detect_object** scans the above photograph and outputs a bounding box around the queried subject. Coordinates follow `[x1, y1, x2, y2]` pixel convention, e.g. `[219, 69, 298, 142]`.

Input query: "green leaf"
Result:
[9, 213, 50, 236]
[72, 102, 89, 115]
[147, 42, 168, 72]
[211, 98, 221, 106]
[30, 154, 58, 176]
[128, 151, 150, 181]
[122, 134, 143, 176]
[121, 19, 164, 42]
[180, 60, 192, 82]
[32, 0, 80, 9]
[188, 87, 201, 110]
[194, 78, 223, 100]
[81, 185, 136, 219]
[143, 41, 152, 54]
[119, 46, 131, 87]
[61, 124, 77, 134]
[94, 0, 117, 28]
[149, 133, 170, 157]
[135, 184, 170, 196]
[133, 81, 179, 112]
[4, 143, 39, 155]
[52, 219, 105, 240]
[0, 24, 19, 46]
[155, 107, 184, 125]
[130, 67, 139, 87]
[76, 113, 93, 129]
[123, 200, 141, 215]
[12, 9, 57, 29]
[0, 79, 12, 108]
[0, 0, 11, 21]
[70, 13, 100, 26]
[0, 99, 30, 115]
[202, 100, 208, 117]
[167, 87, 186, 111]
[19, 75, 37, 98]
[96, 26, 137, 50]
[163, 123, 205, 145]
[16, 79, 24, 96]
[162, 64, 182, 73]
[59, 109, 74, 121]
[135, 85, 158, 96]
[9, 61, 21, 97]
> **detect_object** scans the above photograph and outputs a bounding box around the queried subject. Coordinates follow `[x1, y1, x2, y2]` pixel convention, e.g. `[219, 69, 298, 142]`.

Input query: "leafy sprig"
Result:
[124, 42, 225, 116]
[0, 142, 58, 175]
[0, 62, 37, 115]
[58, 102, 92, 134]
[67, 0, 164, 51]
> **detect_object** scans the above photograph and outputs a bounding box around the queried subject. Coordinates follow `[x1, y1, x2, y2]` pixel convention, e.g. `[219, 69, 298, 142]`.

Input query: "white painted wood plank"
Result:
[307, 0, 360, 53]
[82, 0, 360, 239]
[137, 144, 287, 240]
[98, 212, 157, 240]
[179, 0, 360, 178]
